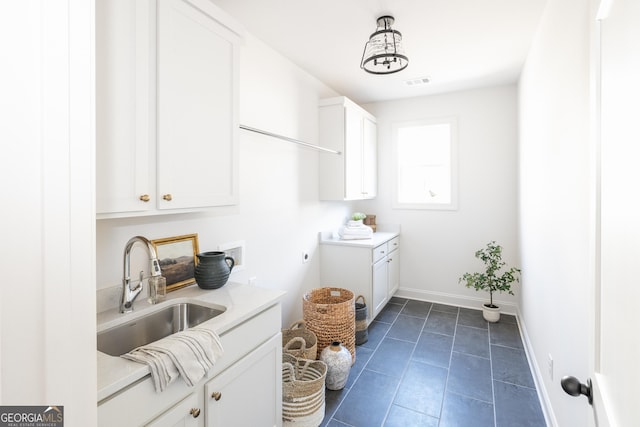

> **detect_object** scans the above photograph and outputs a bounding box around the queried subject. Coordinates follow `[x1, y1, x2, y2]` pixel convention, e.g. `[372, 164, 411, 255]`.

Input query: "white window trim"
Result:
[391, 117, 459, 211]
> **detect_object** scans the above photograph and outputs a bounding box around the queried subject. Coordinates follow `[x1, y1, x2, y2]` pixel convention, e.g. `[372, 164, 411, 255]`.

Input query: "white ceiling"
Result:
[212, 0, 547, 104]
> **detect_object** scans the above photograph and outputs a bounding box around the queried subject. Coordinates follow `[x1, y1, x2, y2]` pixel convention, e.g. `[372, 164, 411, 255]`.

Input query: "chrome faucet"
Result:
[120, 236, 162, 313]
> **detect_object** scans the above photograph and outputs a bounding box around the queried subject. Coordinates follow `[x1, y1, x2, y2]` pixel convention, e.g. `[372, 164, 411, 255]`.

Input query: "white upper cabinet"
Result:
[96, 0, 154, 215]
[96, 0, 241, 217]
[362, 115, 377, 198]
[319, 96, 377, 201]
[156, 0, 239, 211]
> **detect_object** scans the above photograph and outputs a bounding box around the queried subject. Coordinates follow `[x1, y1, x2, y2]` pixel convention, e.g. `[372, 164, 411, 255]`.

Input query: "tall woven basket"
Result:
[282, 353, 327, 427]
[303, 287, 356, 364]
[354, 295, 368, 345]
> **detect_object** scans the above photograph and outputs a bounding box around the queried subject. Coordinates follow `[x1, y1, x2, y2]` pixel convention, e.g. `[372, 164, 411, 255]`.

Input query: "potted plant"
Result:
[348, 212, 367, 227]
[459, 241, 520, 322]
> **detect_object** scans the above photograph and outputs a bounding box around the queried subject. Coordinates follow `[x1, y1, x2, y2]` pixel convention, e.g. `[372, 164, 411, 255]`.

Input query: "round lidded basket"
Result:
[302, 287, 356, 364]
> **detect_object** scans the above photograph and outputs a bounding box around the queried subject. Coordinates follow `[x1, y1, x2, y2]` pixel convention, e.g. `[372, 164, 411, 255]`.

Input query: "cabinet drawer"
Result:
[388, 236, 400, 253]
[373, 243, 388, 263]
[146, 392, 200, 427]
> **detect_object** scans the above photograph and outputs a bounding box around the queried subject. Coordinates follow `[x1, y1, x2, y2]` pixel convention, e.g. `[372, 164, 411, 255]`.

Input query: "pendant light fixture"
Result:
[360, 15, 409, 75]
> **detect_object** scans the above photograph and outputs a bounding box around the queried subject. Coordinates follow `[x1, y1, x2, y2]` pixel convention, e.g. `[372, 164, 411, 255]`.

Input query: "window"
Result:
[393, 117, 458, 210]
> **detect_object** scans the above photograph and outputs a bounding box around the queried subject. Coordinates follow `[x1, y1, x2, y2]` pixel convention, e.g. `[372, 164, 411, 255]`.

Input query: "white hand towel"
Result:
[338, 224, 373, 240]
[122, 327, 224, 392]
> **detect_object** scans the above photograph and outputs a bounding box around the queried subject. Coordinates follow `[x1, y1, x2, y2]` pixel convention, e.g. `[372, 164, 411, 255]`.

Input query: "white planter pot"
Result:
[482, 304, 501, 323]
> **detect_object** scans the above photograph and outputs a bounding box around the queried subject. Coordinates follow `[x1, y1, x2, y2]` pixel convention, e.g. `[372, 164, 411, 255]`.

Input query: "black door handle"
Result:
[561, 376, 593, 405]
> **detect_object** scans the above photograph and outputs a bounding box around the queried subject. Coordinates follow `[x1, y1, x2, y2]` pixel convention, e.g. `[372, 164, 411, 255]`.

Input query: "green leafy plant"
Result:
[459, 241, 520, 308]
[351, 212, 367, 221]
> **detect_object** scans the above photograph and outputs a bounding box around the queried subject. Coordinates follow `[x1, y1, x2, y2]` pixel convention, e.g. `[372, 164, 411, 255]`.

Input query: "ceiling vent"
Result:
[404, 77, 431, 87]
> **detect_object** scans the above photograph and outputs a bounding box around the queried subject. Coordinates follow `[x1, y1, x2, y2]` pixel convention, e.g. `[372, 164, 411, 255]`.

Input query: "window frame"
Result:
[391, 116, 459, 211]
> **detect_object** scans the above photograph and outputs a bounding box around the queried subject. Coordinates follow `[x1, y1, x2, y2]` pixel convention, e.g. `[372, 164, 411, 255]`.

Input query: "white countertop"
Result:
[319, 230, 399, 248]
[97, 282, 285, 402]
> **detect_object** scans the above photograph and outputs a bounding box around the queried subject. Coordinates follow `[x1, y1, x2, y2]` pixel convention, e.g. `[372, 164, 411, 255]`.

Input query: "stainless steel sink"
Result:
[97, 302, 225, 356]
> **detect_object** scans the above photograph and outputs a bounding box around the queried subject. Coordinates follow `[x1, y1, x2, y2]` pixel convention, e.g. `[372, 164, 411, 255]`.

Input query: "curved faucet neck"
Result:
[121, 236, 161, 313]
[123, 236, 160, 281]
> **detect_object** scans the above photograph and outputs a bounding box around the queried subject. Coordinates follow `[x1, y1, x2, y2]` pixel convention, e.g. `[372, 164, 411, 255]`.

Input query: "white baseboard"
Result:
[516, 307, 558, 427]
[394, 286, 518, 315]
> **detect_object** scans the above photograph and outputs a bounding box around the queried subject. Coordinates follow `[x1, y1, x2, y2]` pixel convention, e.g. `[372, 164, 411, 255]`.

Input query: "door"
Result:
[157, 0, 239, 210]
[372, 257, 388, 318]
[575, 0, 640, 425]
[95, 0, 154, 214]
[387, 248, 400, 298]
[205, 334, 281, 426]
[344, 106, 364, 199]
[362, 116, 377, 199]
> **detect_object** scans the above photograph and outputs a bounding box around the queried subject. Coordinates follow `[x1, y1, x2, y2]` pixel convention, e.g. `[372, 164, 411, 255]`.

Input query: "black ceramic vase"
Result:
[194, 251, 235, 289]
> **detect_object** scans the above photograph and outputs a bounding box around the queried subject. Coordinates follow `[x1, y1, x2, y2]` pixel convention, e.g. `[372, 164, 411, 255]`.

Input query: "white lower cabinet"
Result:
[205, 334, 281, 426]
[320, 234, 400, 324]
[98, 304, 282, 427]
[372, 238, 400, 315]
[372, 255, 389, 317]
[387, 245, 400, 298]
[388, 249, 400, 299]
[146, 393, 201, 427]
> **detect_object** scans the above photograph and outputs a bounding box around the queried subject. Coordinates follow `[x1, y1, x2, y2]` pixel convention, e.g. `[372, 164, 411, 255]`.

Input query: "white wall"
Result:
[96, 34, 349, 326]
[518, 0, 592, 425]
[359, 85, 520, 311]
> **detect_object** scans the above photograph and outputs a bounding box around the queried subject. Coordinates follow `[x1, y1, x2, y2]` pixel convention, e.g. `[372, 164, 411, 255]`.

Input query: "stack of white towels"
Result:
[338, 220, 373, 240]
[122, 327, 224, 392]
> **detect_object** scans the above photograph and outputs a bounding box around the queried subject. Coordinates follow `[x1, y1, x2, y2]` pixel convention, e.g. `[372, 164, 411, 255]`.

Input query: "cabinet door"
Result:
[146, 393, 201, 427]
[372, 257, 388, 318]
[362, 116, 377, 199]
[388, 248, 400, 298]
[344, 106, 364, 200]
[96, 0, 154, 214]
[205, 334, 282, 427]
[157, 0, 239, 210]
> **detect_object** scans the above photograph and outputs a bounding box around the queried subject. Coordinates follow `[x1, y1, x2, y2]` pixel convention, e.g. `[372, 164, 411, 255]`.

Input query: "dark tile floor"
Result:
[320, 297, 547, 427]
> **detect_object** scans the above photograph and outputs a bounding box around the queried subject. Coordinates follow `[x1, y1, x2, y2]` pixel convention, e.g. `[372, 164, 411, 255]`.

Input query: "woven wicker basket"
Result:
[282, 320, 318, 360]
[355, 295, 368, 345]
[303, 287, 356, 364]
[282, 353, 327, 427]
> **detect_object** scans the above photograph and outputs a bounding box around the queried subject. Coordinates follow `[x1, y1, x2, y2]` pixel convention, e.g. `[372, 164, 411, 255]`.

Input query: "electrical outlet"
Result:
[548, 354, 554, 380]
[218, 240, 245, 272]
[302, 251, 310, 264]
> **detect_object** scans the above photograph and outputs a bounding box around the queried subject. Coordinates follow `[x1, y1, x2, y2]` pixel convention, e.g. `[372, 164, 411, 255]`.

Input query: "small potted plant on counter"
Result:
[348, 212, 367, 227]
[459, 241, 520, 322]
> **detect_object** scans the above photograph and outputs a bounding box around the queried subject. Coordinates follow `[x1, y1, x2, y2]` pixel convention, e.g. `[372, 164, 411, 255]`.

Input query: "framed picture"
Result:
[151, 233, 199, 292]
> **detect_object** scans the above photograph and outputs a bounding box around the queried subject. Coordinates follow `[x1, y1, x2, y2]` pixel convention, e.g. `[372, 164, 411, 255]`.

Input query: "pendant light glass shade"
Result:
[360, 16, 409, 75]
